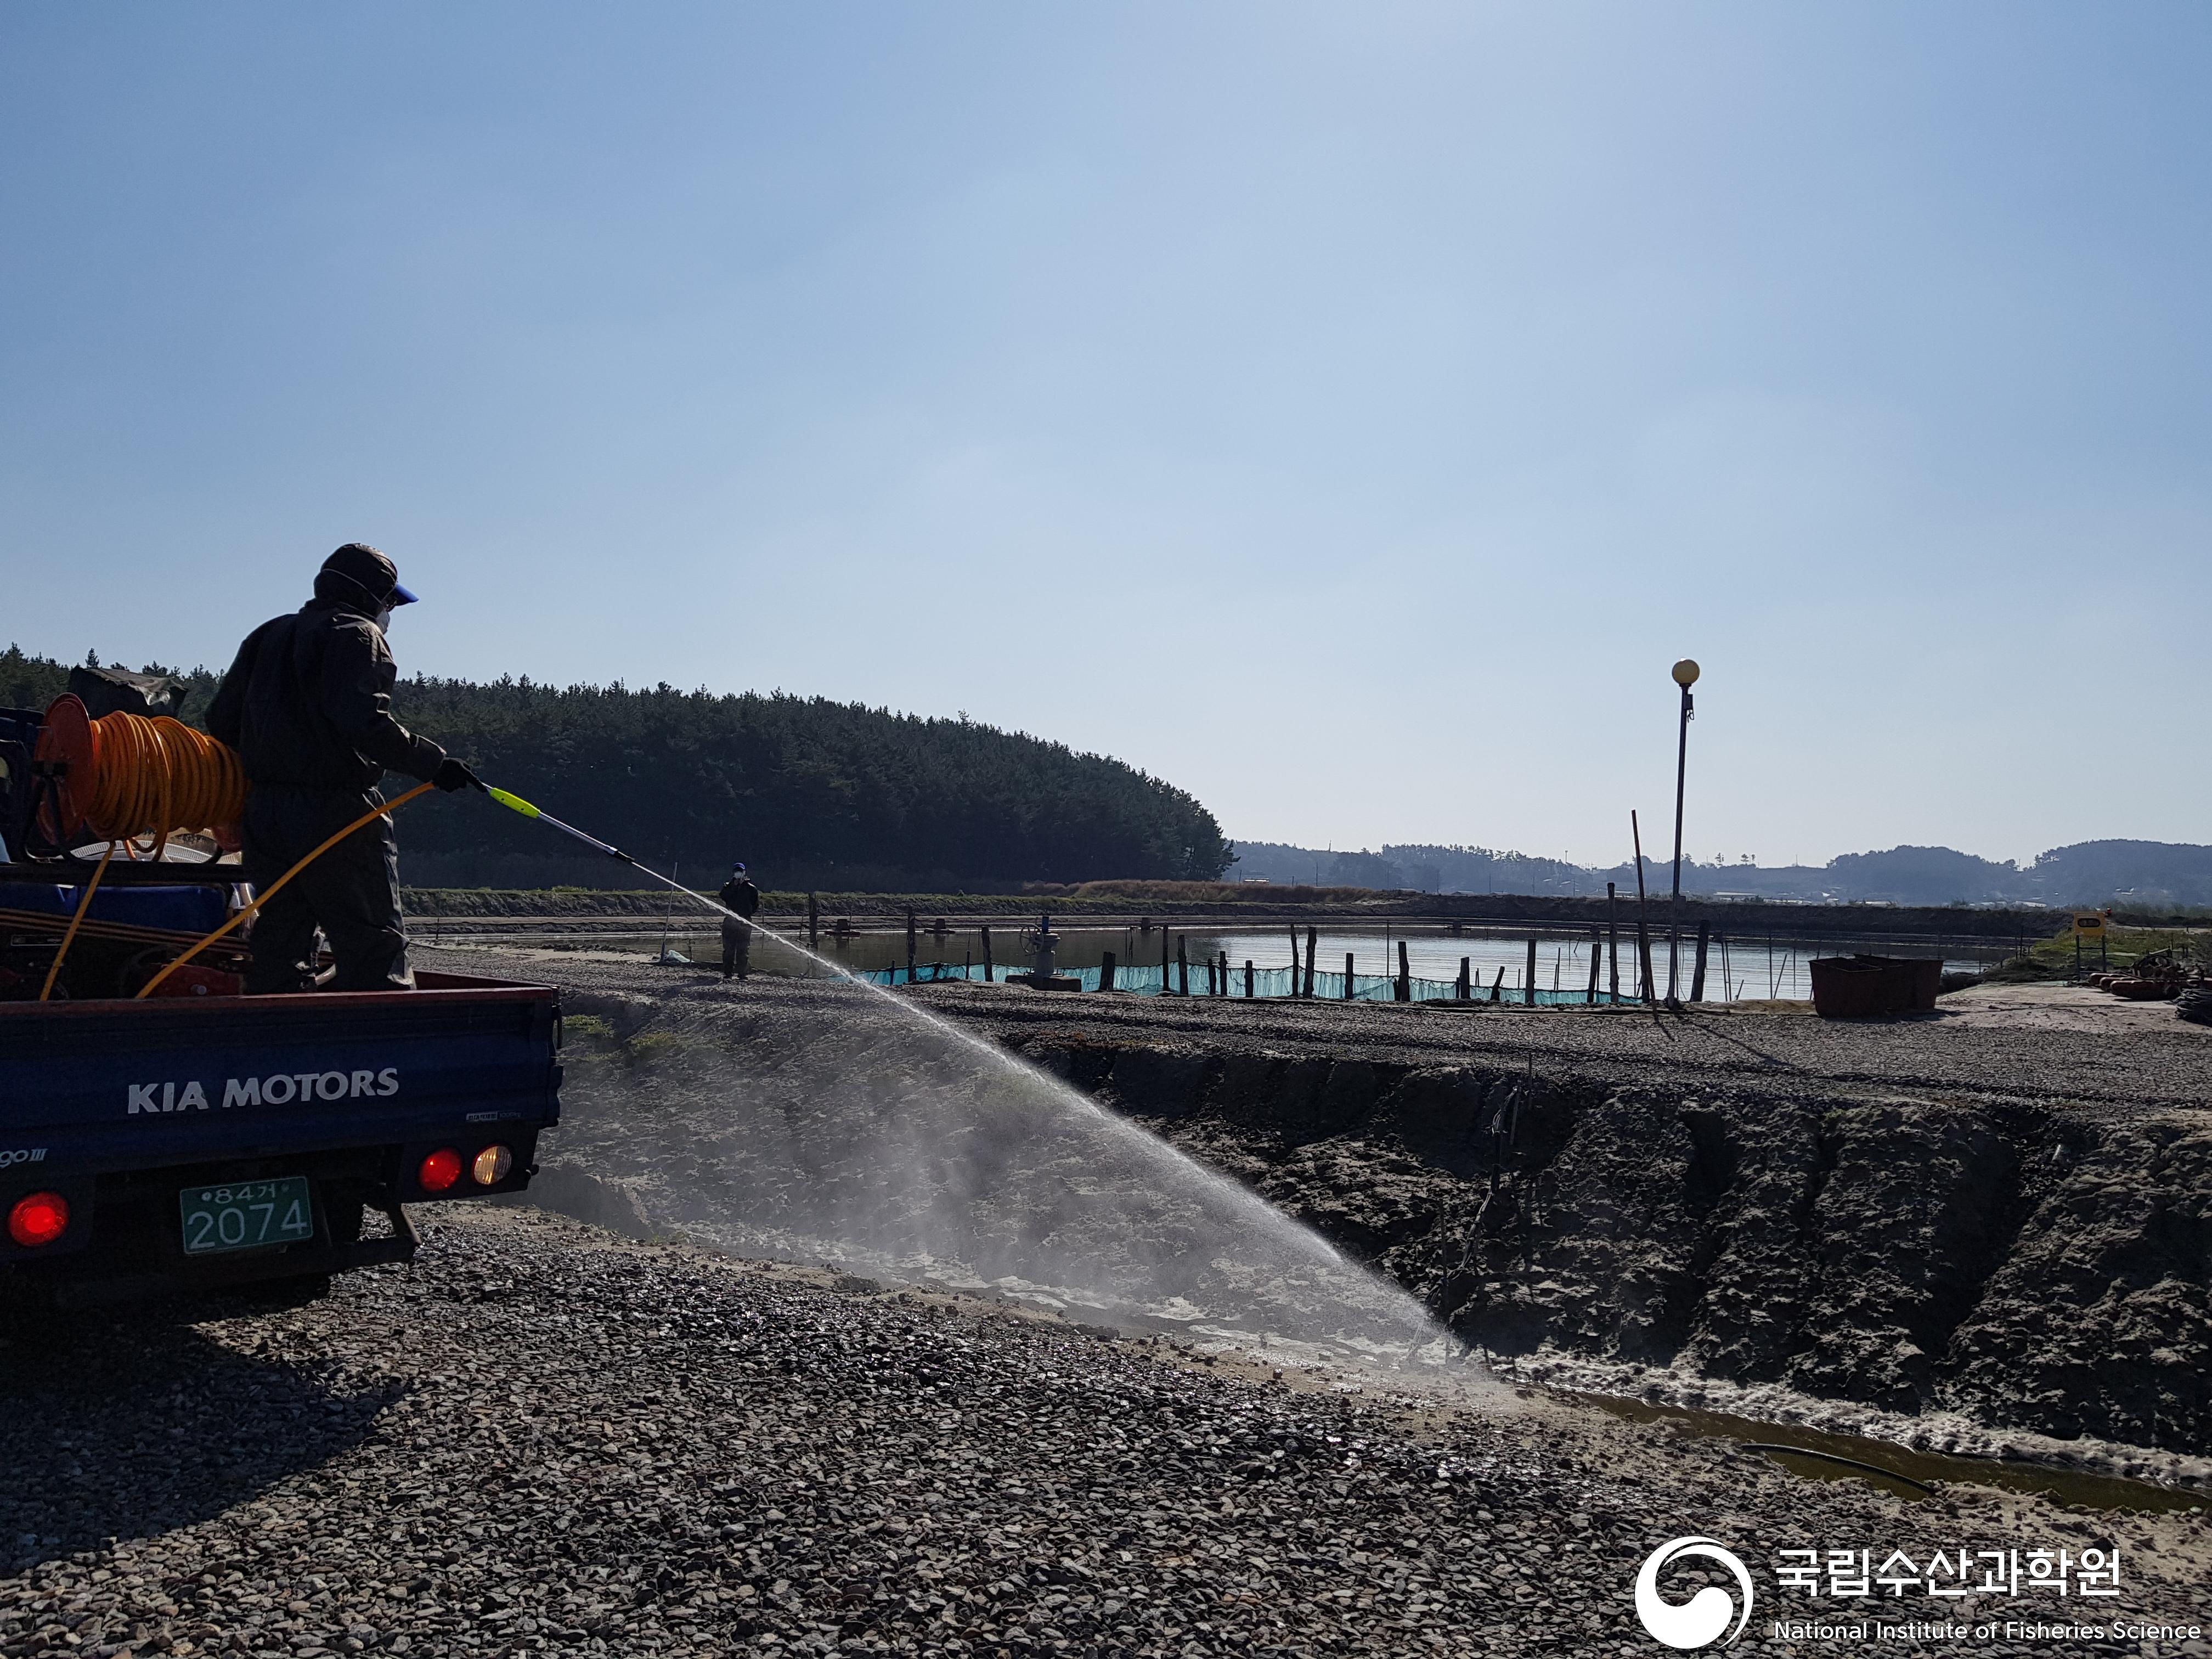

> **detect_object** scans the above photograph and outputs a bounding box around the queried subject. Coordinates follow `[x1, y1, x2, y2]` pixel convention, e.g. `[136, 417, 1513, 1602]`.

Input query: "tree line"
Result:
[2, 646, 1234, 891]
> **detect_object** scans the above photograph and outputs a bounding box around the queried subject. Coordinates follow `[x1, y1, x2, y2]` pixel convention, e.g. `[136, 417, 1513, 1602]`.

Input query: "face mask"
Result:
[373, 607, 393, 633]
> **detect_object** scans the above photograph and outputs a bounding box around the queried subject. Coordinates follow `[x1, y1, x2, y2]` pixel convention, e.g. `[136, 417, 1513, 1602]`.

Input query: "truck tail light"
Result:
[417, 1149, 462, 1193]
[8, 1191, 69, 1248]
[470, 1145, 514, 1186]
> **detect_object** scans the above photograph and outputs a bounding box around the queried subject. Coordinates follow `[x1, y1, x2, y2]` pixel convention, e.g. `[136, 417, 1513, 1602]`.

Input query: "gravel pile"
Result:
[4, 1207, 2207, 1658]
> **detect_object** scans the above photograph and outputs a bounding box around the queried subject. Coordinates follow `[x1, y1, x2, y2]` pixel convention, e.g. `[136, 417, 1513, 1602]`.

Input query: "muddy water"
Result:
[1579, 1394, 2210, 1515]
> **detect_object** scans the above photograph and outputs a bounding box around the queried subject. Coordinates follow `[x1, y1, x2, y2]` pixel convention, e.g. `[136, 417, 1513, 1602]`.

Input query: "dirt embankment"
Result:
[970, 1006, 2210, 1463]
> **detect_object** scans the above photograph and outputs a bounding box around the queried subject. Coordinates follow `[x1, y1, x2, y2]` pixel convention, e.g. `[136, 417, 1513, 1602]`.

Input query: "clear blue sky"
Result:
[5, 4, 2206, 867]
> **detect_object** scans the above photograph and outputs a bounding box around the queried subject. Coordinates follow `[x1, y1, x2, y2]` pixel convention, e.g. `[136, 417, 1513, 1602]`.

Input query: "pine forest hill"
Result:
[8, 644, 2207, 909]
[1, 646, 1232, 892]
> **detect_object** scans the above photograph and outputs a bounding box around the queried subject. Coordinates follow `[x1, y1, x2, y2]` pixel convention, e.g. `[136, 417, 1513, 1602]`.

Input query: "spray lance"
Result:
[481, 785, 751, 929]
[483, 786, 639, 866]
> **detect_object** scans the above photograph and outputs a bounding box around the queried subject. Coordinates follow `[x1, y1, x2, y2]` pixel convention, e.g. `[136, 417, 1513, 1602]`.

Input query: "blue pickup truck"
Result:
[0, 703, 562, 1307]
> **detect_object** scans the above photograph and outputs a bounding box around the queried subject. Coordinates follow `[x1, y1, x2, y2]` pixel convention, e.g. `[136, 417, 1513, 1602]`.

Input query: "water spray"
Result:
[475, 783, 1463, 1370]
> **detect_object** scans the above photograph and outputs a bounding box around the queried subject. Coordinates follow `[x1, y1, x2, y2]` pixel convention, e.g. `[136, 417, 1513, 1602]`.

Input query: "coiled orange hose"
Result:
[31, 704, 249, 997]
[78, 712, 247, 856]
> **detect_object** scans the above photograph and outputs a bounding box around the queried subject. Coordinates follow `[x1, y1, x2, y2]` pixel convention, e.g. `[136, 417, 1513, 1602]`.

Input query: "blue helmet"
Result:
[731, 862, 747, 875]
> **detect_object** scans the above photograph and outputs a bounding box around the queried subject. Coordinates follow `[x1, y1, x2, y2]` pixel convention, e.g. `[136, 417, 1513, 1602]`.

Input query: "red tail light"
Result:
[8, 1191, 69, 1248]
[417, 1149, 462, 1193]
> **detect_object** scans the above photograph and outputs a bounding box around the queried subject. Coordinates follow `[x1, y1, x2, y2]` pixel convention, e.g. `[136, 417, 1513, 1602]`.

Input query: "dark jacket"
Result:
[206, 594, 445, 793]
[718, 877, 760, 918]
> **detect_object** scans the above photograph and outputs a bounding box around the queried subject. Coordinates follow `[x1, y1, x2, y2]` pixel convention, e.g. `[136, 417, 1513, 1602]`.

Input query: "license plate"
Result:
[179, 1177, 315, 1256]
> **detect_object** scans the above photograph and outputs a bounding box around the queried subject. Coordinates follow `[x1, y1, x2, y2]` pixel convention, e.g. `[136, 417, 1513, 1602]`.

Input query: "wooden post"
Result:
[808, 891, 819, 950]
[1632, 811, 1656, 1005]
[1244, 959, 1255, 998]
[1220, 951, 1231, 996]
[1458, 956, 1471, 1000]
[1205, 956, 1216, 996]
[906, 907, 917, 984]
[1101, 949, 1117, 992]
[1585, 926, 1601, 1003]
[1523, 935, 1537, 1005]
[1177, 934, 1189, 997]
[1344, 951, 1355, 1000]
[1304, 925, 1319, 998]
[980, 925, 993, 983]
[1690, 920, 1710, 1002]
[1607, 882, 1621, 1005]
[1161, 926, 1170, 991]
[1489, 965, 1505, 1002]
[1396, 940, 1412, 1002]
[1289, 928, 1301, 997]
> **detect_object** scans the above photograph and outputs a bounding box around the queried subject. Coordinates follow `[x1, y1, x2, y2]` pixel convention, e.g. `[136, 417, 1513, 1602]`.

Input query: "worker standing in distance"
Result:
[206, 544, 481, 994]
[718, 861, 760, 980]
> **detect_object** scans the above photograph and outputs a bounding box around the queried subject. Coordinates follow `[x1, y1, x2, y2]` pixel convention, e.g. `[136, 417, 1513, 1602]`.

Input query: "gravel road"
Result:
[423, 943, 2212, 1116]
[5, 1206, 2207, 1659]
[904, 979, 2212, 1119]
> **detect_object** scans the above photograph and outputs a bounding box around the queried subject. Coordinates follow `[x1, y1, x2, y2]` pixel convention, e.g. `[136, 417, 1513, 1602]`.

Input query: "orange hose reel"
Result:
[33, 694, 246, 857]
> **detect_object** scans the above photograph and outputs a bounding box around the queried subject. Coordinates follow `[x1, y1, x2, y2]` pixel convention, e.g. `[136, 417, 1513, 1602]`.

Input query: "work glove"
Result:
[433, 758, 486, 794]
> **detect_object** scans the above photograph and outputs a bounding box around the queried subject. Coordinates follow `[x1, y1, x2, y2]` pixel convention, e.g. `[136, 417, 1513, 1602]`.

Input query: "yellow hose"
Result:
[32, 698, 452, 1000]
[36, 839, 119, 1001]
[134, 781, 439, 998]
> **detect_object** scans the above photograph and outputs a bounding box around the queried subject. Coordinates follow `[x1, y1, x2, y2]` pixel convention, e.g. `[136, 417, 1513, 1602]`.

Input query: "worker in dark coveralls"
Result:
[718, 861, 760, 980]
[206, 544, 480, 994]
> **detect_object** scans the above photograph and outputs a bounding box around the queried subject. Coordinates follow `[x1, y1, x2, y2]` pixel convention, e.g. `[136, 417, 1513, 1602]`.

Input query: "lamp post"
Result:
[1666, 658, 1700, 1006]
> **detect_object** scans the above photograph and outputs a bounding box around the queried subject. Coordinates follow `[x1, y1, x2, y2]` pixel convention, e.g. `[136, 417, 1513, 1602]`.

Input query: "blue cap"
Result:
[324, 543, 416, 606]
[732, 861, 747, 874]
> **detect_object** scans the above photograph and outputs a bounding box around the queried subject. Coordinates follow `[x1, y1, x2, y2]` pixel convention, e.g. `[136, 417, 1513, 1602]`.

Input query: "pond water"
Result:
[738, 920, 2012, 1003]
